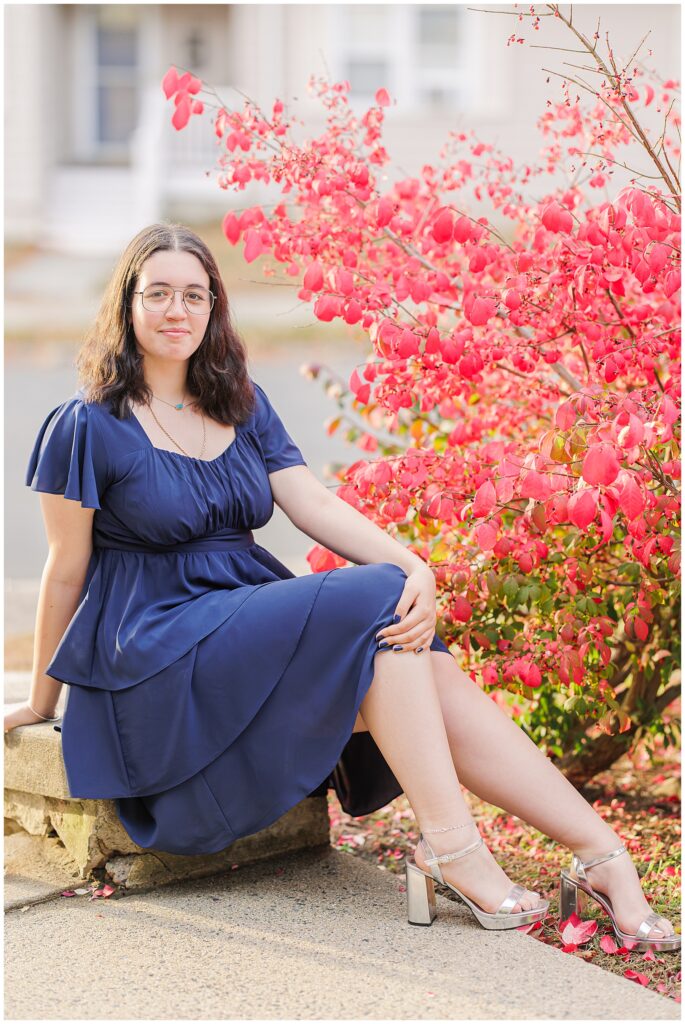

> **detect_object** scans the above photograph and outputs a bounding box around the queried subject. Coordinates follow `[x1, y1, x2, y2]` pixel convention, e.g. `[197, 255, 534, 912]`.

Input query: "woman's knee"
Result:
[431, 650, 470, 688]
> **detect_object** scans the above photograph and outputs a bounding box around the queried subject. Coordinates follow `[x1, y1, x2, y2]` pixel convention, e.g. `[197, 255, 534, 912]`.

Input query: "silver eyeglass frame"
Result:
[132, 286, 216, 315]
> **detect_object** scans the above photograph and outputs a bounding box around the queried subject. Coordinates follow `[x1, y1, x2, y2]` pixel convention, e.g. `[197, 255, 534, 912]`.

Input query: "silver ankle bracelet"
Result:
[422, 822, 475, 834]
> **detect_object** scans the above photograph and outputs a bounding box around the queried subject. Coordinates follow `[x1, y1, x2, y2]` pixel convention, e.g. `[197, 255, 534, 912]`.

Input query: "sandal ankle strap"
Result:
[419, 832, 484, 883]
[574, 844, 627, 881]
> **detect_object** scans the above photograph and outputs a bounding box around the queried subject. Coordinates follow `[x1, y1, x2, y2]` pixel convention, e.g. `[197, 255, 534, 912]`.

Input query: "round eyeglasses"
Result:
[133, 285, 216, 315]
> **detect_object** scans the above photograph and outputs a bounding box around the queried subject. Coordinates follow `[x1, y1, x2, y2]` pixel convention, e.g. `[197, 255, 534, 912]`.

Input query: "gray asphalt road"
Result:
[7, 341, 367, 581]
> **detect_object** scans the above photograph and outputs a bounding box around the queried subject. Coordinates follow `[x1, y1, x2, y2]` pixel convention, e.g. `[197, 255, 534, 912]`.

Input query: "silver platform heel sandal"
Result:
[560, 844, 681, 953]
[405, 823, 549, 929]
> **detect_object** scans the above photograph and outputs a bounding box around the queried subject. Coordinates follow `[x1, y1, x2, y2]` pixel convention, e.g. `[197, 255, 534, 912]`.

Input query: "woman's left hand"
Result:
[375, 563, 437, 654]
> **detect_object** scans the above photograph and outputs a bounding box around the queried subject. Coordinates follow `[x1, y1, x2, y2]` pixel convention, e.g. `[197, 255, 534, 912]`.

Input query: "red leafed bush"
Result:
[161, 8, 680, 779]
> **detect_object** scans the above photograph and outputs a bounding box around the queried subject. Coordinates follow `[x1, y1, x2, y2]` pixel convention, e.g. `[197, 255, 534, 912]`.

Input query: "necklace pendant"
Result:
[175, 403, 184, 410]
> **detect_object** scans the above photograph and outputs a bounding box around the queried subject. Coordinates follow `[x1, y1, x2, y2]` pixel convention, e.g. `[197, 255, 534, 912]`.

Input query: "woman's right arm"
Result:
[4, 493, 95, 732]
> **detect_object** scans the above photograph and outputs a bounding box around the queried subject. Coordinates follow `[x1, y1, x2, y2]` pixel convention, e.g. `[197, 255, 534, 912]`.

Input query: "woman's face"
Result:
[130, 249, 212, 364]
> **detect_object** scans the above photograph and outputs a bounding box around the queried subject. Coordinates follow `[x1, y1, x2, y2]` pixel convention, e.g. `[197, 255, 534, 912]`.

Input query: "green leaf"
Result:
[429, 540, 451, 563]
[486, 570, 500, 596]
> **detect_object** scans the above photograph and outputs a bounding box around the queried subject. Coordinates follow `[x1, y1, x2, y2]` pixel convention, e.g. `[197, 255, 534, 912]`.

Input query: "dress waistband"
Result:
[93, 529, 255, 554]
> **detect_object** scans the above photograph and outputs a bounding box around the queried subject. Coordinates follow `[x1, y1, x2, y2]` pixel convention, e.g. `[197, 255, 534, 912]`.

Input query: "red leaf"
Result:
[432, 209, 454, 244]
[582, 444, 621, 486]
[542, 200, 573, 233]
[519, 470, 551, 500]
[600, 934, 619, 954]
[171, 94, 192, 131]
[336, 268, 355, 296]
[222, 212, 241, 244]
[314, 295, 341, 322]
[377, 197, 395, 227]
[472, 480, 497, 517]
[633, 617, 649, 641]
[344, 299, 363, 325]
[616, 413, 644, 448]
[561, 915, 598, 945]
[397, 329, 420, 358]
[303, 261, 324, 292]
[476, 521, 498, 551]
[243, 228, 264, 263]
[648, 243, 669, 273]
[161, 66, 179, 99]
[568, 488, 597, 529]
[555, 401, 577, 430]
[453, 217, 472, 243]
[618, 475, 645, 520]
[624, 969, 650, 986]
[503, 288, 521, 310]
[451, 596, 472, 623]
[467, 296, 497, 326]
[306, 545, 348, 573]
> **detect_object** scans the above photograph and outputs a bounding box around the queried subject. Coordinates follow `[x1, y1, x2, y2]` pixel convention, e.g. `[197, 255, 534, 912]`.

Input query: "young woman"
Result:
[6, 223, 678, 949]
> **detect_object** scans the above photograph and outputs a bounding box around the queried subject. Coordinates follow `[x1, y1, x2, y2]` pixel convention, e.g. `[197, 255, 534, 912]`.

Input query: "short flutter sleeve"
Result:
[251, 380, 307, 473]
[25, 395, 109, 510]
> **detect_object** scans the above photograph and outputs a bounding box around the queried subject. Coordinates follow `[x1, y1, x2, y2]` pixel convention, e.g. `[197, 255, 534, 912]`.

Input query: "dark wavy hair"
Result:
[76, 222, 255, 423]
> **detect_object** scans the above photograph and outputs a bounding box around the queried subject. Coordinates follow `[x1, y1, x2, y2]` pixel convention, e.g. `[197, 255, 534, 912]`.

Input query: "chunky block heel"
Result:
[406, 858, 437, 926]
[560, 871, 582, 921]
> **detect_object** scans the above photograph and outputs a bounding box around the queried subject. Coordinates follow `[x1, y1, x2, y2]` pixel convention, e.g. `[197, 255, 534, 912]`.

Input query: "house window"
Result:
[416, 6, 463, 110]
[94, 6, 139, 147]
[334, 5, 467, 113]
[348, 58, 390, 96]
[341, 5, 392, 100]
[70, 4, 141, 161]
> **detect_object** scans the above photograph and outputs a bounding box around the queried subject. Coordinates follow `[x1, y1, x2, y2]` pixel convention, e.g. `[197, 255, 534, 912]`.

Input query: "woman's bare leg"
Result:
[353, 650, 675, 935]
[357, 648, 545, 913]
[423, 651, 675, 937]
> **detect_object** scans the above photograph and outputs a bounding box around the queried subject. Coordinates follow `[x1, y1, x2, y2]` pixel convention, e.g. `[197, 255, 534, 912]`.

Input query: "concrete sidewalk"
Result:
[4, 845, 678, 1020]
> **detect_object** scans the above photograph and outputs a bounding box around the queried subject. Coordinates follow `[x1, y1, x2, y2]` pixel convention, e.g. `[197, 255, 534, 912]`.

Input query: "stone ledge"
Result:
[4, 722, 330, 889]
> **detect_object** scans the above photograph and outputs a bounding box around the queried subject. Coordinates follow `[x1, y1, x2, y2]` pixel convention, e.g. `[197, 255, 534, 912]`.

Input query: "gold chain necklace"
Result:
[146, 401, 207, 459]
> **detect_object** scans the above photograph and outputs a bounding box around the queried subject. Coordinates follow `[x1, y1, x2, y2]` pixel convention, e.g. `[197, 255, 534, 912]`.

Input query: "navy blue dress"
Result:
[25, 379, 451, 855]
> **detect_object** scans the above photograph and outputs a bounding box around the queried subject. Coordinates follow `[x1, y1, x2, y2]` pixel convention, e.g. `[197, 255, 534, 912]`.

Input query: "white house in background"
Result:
[5, 3, 678, 255]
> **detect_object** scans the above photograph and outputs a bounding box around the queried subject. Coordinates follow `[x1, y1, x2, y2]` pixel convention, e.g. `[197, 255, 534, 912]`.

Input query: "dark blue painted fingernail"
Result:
[393, 644, 403, 651]
[416, 647, 424, 653]
[393, 614, 401, 623]
[378, 640, 389, 649]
